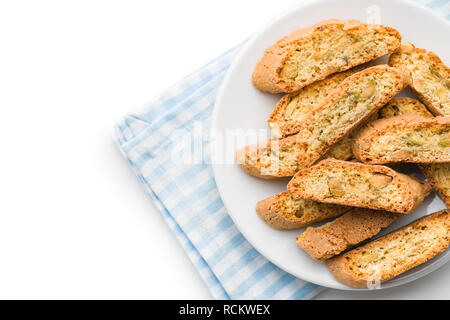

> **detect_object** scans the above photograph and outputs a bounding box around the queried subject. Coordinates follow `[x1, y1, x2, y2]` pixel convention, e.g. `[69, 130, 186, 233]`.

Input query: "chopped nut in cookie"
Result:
[327, 177, 346, 197]
[369, 173, 393, 189]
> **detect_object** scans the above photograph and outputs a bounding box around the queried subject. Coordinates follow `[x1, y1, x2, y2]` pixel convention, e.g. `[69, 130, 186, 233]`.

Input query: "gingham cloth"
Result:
[113, 0, 449, 300]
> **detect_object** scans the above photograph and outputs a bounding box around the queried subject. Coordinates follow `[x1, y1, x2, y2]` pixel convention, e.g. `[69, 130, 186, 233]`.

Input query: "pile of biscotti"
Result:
[236, 19, 450, 288]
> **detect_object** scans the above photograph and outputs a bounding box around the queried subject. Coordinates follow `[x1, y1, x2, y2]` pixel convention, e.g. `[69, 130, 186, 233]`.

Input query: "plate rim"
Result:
[211, 0, 450, 291]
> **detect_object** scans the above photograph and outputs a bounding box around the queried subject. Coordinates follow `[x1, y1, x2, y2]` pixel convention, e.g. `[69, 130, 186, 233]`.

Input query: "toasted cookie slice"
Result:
[287, 159, 431, 214]
[252, 20, 401, 93]
[256, 191, 351, 230]
[295, 65, 404, 167]
[268, 66, 364, 138]
[326, 210, 450, 288]
[419, 164, 450, 208]
[389, 43, 450, 116]
[353, 114, 450, 164]
[297, 209, 402, 261]
[236, 132, 355, 179]
[379, 97, 433, 119]
[377, 98, 449, 207]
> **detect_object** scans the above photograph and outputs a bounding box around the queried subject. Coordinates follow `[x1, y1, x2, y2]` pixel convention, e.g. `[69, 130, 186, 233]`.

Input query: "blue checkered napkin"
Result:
[113, 0, 448, 300]
[113, 44, 321, 300]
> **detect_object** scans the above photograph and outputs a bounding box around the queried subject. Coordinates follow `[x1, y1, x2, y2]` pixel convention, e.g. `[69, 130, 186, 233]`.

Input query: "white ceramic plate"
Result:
[212, 0, 450, 290]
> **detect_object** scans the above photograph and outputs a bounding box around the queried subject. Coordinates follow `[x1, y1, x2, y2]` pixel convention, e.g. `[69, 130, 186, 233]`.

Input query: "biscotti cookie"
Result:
[353, 114, 450, 164]
[256, 191, 351, 230]
[326, 210, 450, 288]
[379, 97, 433, 119]
[268, 66, 364, 138]
[295, 65, 404, 167]
[252, 20, 401, 93]
[419, 164, 450, 208]
[376, 98, 450, 208]
[235, 132, 354, 179]
[297, 209, 402, 261]
[287, 159, 431, 214]
[389, 43, 450, 116]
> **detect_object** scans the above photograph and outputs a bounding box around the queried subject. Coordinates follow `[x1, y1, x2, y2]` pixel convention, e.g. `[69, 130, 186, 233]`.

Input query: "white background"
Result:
[0, 0, 448, 299]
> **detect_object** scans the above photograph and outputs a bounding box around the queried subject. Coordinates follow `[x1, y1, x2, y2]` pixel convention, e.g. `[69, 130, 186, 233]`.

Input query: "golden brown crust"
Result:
[389, 43, 450, 116]
[252, 20, 401, 93]
[295, 65, 404, 167]
[352, 114, 450, 164]
[255, 191, 351, 230]
[326, 210, 450, 288]
[287, 159, 431, 214]
[297, 208, 402, 261]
